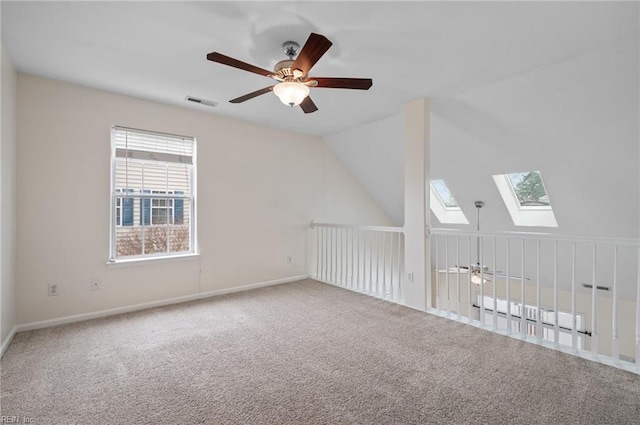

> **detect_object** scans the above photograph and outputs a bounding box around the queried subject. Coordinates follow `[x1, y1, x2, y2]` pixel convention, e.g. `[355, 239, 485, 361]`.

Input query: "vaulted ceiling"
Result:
[3, 2, 637, 136]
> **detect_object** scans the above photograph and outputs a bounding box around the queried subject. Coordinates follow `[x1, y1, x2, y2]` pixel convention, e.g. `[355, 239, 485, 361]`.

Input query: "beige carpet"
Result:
[2, 279, 639, 424]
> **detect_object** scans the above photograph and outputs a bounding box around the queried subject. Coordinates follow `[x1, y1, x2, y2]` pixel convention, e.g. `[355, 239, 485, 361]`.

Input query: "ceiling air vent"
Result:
[185, 96, 218, 108]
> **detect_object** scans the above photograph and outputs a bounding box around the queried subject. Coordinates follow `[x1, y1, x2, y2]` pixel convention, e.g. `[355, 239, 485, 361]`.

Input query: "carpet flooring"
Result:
[2, 279, 639, 424]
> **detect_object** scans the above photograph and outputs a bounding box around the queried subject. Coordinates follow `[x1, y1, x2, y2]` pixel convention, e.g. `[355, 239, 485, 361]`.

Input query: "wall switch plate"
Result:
[90, 279, 101, 291]
[407, 272, 414, 283]
[48, 284, 59, 296]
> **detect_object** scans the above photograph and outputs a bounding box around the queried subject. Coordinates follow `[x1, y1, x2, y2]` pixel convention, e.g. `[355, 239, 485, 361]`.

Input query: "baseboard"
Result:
[15, 275, 310, 333]
[1, 326, 17, 358]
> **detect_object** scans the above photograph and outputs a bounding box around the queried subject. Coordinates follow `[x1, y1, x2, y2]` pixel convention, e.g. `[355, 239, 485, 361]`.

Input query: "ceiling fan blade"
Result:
[451, 268, 470, 274]
[292, 33, 333, 75]
[229, 86, 274, 103]
[490, 272, 531, 281]
[312, 77, 373, 90]
[300, 96, 318, 114]
[207, 52, 273, 78]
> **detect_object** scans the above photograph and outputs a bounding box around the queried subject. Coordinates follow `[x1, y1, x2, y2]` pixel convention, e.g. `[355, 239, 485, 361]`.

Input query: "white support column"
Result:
[403, 98, 430, 311]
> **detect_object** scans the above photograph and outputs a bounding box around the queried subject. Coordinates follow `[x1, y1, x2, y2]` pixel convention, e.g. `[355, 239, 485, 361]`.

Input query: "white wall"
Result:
[323, 113, 404, 226]
[1, 43, 17, 344]
[16, 74, 391, 325]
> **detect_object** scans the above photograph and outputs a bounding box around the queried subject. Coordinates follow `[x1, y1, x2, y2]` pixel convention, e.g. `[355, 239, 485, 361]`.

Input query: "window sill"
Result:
[106, 253, 200, 268]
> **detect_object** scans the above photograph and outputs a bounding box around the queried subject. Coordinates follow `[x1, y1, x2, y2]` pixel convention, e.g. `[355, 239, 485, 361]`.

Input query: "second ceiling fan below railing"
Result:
[440, 201, 530, 285]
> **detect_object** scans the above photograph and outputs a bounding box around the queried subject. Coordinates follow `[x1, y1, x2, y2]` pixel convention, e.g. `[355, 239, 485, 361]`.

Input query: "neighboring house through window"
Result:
[110, 126, 197, 261]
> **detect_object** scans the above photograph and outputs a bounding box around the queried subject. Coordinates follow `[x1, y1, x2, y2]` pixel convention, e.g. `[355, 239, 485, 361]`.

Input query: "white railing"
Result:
[431, 228, 640, 373]
[312, 222, 404, 303]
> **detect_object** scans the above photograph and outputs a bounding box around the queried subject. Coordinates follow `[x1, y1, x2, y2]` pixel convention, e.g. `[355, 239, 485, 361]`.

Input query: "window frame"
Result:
[109, 126, 197, 263]
[493, 171, 558, 228]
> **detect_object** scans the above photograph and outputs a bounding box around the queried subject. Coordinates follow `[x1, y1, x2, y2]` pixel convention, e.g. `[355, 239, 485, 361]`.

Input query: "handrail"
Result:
[311, 221, 404, 233]
[432, 227, 640, 247]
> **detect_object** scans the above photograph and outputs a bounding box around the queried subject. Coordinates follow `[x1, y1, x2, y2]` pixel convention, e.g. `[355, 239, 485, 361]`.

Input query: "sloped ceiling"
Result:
[324, 32, 639, 239]
[2, 2, 637, 137]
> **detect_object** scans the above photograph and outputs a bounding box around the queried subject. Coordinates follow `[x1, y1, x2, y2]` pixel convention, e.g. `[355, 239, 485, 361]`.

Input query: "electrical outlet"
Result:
[407, 272, 414, 283]
[48, 284, 59, 296]
[286, 256, 292, 265]
[90, 279, 101, 291]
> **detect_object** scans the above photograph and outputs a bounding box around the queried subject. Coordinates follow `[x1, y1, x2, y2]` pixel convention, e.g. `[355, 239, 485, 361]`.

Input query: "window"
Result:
[429, 179, 469, 224]
[110, 126, 196, 261]
[493, 171, 557, 227]
[506, 171, 550, 209]
[431, 179, 459, 209]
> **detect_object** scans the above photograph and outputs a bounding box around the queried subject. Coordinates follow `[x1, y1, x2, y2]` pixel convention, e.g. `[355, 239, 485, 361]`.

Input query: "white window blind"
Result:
[110, 126, 196, 261]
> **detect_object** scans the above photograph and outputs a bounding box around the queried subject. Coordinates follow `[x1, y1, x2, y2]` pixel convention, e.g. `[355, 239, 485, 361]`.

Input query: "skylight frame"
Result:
[429, 179, 469, 225]
[430, 179, 461, 211]
[493, 171, 557, 228]
[504, 171, 552, 211]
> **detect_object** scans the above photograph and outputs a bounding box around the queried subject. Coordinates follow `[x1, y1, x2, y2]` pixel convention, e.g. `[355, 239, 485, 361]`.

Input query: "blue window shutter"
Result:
[141, 190, 151, 225]
[123, 189, 134, 226]
[174, 191, 184, 225]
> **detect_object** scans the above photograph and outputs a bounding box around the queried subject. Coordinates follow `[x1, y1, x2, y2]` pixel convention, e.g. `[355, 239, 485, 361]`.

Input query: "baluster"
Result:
[571, 242, 578, 353]
[480, 236, 485, 326]
[612, 245, 619, 363]
[536, 240, 542, 344]
[520, 239, 525, 339]
[636, 247, 640, 372]
[397, 232, 402, 302]
[467, 236, 472, 323]
[382, 232, 387, 298]
[436, 235, 440, 314]
[369, 231, 373, 294]
[351, 228, 355, 289]
[446, 235, 450, 316]
[554, 241, 559, 348]
[506, 239, 512, 334]
[591, 244, 598, 358]
[457, 235, 461, 320]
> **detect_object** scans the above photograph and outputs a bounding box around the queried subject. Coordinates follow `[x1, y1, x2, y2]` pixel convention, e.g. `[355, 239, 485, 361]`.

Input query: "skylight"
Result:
[506, 171, 550, 208]
[429, 180, 468, 225]
[493, 171, 557, 227]
[431, 179, 459, 209]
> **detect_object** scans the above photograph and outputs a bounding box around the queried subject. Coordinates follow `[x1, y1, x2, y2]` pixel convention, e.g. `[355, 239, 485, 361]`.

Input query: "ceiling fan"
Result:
[440, 201, 530, 284]
[206, 33, 373, 113]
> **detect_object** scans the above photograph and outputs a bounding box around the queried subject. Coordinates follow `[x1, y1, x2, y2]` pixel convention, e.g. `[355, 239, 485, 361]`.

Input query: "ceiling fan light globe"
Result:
[273, 82, 309, 107]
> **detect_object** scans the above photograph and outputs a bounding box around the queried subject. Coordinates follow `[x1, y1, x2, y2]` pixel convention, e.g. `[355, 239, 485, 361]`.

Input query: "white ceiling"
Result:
[2, 1, 637, 137]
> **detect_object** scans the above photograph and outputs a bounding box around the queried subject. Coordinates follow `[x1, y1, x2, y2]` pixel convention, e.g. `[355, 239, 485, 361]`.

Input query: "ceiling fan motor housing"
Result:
[282, 41, 300, 59]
